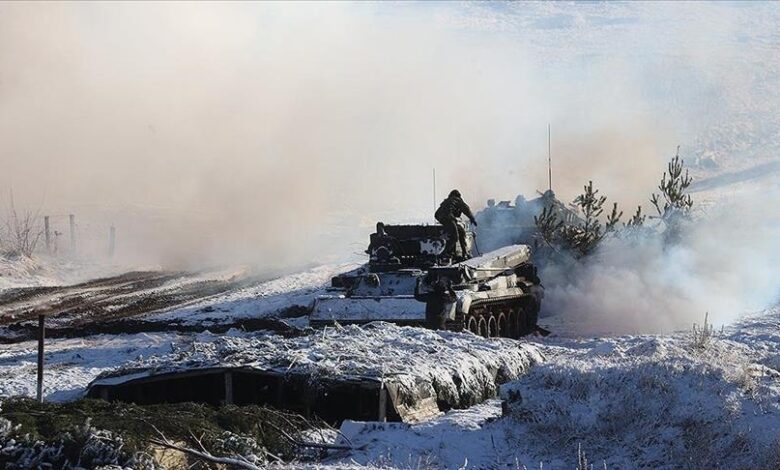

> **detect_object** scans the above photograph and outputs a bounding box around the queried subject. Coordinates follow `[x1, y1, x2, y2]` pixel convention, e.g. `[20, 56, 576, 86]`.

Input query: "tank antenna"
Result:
[433, 168, 437, 218]
[547, 123, 552, 191]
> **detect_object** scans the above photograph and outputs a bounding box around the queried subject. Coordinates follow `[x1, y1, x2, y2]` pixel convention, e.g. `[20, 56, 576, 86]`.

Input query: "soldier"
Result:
[435, 189, 477, 260]
[423, 276, 456, 330]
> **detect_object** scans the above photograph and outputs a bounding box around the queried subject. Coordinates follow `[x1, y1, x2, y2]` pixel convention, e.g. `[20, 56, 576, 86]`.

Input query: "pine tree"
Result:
[534, 181, 622, 259]
[625, 205, 646, 228]
[650, 147, 694, 242]
[650, 147, 693, 219]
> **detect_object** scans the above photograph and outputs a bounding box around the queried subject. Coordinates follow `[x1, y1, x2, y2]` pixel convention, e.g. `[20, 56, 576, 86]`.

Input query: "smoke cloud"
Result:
[0, 2, 683, 270]
[1, 2, 777, 331]
[540, 184, 780, 335]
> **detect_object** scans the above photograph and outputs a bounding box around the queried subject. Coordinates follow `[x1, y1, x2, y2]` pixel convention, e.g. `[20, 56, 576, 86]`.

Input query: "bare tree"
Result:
[2, 191, 43, 258]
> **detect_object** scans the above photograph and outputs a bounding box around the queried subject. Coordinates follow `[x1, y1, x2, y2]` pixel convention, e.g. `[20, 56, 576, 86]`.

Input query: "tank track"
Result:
[445, 296, 538, 339]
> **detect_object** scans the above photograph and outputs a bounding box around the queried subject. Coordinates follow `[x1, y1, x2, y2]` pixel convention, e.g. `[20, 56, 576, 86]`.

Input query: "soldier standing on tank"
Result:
[435, 189, 477, 260]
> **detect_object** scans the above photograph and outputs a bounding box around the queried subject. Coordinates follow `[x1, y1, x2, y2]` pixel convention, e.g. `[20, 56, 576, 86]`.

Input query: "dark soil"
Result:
[0, 270, 304, 342]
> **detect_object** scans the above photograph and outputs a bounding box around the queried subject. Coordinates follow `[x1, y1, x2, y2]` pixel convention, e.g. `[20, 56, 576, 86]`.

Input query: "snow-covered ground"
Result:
[0, 331, 183, 402]
[90, 323, 542, 414]
[2, 307, 779, 467]
[319, 307, 780, 469]
[144, 263, 360, 326]
[0, 255, 138, 291]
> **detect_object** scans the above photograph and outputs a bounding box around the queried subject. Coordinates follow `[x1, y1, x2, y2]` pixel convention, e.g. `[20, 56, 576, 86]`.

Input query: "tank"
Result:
[475, 189, 581, 254]
[310, 223, 545, 338]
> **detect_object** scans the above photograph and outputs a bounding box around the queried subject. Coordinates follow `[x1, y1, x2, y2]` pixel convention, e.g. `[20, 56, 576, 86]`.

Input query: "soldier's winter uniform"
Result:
[435, 190, 477, 259]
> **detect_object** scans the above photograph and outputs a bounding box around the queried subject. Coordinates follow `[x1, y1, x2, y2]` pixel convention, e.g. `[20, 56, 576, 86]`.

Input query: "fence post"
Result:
[37, 315, 45, 403]
[69, 214, 76, 253]
[224, 371, 233, 405]
[44, 216, 51, 253]
[108, 225, 116, 258]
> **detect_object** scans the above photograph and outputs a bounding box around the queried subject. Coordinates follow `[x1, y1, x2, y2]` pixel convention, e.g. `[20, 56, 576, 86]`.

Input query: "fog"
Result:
[1, 2, 777, 329]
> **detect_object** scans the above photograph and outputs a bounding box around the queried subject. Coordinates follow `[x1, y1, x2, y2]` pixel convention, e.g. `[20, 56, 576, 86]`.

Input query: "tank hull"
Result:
[310, 295, 426, 326]
[310, 240, 545, 338]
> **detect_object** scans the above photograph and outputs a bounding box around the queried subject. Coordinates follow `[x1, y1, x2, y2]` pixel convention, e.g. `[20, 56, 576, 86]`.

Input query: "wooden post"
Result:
[37, 315, 45, 403]
[69, 214, 76, 253]
[44, 216, 51, 253]
[108, 225, 116, 258]
[224, 371, 233, 405]
[377, 381, 387, 422]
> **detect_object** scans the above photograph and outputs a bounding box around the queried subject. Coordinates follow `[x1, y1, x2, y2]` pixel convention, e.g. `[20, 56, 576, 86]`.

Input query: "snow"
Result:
[319, 307, 780, 469]
[460, 244, 531, 272]
[0, 255, 135, 292]
[334, 400, 504, 469]
[0, 331, 186, 401]
[310, 296, 426, 323]
[498, 327, 780, 467]
[1, 287, 779, 468]
[145, 263, 360, 325]
[90, 323, 543, 411]
[4, 308, 777, 468]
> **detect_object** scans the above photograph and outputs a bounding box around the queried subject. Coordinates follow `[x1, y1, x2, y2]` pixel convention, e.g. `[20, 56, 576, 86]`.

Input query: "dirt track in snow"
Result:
[0, 269, 269, 342]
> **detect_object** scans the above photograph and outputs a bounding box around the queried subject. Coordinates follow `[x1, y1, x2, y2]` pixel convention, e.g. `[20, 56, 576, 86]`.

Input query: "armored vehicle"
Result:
[310, 223, 545, 338]
[475, 189, 581, 254]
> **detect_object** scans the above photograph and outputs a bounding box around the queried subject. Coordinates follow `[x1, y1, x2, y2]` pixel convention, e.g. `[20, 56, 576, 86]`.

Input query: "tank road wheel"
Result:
[477, 316, 488, 337]
[507, 306, 525, 339]
[526, 300, 540, 333]
[497, 312, 508, 338]
[466, 315, 479, 335]
[487, 314, 498, 338]
[516, 306, 529, 336]
[507, 309, 516, 339]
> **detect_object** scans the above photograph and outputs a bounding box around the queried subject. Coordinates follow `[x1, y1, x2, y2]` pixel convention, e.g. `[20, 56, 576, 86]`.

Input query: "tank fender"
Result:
[457, 288, 533, 316]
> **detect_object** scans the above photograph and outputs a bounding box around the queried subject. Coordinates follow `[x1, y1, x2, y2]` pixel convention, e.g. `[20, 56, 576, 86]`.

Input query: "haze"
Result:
[1, 2, 776, 277]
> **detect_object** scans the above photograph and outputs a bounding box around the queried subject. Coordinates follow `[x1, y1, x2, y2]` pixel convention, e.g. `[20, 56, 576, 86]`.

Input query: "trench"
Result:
[85, 367, 422, 426]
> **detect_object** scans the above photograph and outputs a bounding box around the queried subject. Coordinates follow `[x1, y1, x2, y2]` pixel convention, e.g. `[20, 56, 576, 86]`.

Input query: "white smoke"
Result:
[0, 2, 688, 271]
[540, 184, 780, 335]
